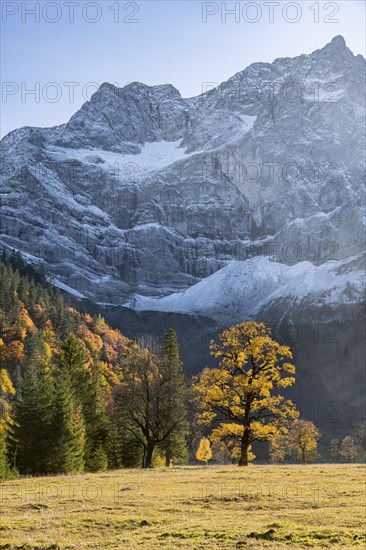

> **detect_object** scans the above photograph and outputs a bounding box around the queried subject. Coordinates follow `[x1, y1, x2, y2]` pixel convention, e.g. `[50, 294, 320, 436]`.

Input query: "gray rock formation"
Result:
[1, 35, 364, 308]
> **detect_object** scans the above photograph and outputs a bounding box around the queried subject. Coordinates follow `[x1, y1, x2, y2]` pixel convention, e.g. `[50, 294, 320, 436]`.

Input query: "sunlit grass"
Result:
[0, 464, 365, 548]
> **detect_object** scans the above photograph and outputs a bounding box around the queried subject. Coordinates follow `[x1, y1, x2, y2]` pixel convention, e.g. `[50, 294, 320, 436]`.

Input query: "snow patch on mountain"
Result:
[237, 114, 257, 132]
[53, 279, 86, 299]
[46, 139, 195, 180]
[126, 254, 365, 324]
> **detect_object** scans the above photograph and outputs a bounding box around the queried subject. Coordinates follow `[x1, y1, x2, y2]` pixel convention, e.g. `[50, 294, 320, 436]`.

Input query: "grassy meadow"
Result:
[0, 464, 365, 549]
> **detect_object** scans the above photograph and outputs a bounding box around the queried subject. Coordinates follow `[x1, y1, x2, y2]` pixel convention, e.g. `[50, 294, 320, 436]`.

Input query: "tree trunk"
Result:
[238, 436, 249, 466]
[302, 448, 306, 464]
[142, 443, 154, 468]
[165, 449, 173, 468]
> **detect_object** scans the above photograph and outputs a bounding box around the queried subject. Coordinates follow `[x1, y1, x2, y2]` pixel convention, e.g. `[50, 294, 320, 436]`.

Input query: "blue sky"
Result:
[1, 0, 365, 137]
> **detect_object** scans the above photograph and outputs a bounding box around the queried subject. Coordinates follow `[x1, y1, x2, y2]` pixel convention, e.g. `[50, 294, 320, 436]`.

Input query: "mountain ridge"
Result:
[1, 35, 365, 311]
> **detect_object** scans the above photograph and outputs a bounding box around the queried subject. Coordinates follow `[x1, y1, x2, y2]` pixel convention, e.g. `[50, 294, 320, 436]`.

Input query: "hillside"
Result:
[0, 249, 130, 390]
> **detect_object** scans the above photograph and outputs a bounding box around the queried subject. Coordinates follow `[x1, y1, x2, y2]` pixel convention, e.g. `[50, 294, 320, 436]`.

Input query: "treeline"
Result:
[0, 251, 365, 479]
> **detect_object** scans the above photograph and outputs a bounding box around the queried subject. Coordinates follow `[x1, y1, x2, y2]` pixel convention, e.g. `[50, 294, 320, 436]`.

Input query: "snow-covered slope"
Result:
[127, 253, 365, 324]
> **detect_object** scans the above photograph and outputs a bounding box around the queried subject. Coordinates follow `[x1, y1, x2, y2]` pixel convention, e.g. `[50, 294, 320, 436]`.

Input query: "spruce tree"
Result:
[56, 337, 111, 471]
[0, 434, 11, 480]
[160, 329, 189, 466]
[53, 370, 85, 474]
[83, 364, 111, 471]
[103, 412, 124, 470]
[55, 334, 90, 383]
[8, 364, 54, 475]
[87, 443, 108, 472]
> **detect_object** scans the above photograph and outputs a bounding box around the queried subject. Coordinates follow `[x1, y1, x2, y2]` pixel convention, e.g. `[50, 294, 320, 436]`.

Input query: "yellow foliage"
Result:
[98, 362, 120, 387]
[196, 438, 212, 464]
[19, 303, 35, 334]
[78, 323, 104, 354]
[286, 420, 320, 462]
[0, 369, 15, 395]
[82, 313, 94, 325]
[340, 436, 358, 462]
[209, 424, 255, 462]
[193, 322, 298, 465]
[4, 340, 25, 365]
[230, 443, 255, 462]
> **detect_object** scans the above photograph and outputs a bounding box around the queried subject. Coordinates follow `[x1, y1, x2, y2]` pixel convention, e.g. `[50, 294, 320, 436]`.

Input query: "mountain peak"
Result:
[316, 34, 353, 62]
[330, 35, 347, 48]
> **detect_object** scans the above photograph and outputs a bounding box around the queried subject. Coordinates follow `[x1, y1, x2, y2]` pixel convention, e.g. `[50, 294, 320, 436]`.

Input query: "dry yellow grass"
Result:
[0, 464, 365, 549]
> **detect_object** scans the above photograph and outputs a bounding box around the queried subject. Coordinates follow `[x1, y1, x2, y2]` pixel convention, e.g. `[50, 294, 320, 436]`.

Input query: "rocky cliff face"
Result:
[1, 35, 364, 308]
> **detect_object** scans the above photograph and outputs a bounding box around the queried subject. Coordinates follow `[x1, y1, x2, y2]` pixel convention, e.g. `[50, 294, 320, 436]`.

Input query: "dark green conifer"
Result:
[160, 329, 189, 466]
[53, 370, 85, 474]
[8, 364, 54, 475]
[0, 434, 11, 480]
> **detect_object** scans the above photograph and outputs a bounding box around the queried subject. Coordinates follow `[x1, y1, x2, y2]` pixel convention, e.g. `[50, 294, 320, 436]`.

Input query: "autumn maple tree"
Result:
[286, 419, 321, 463]
[340, 435, 358, 463]
[193, 321, 298, 466]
